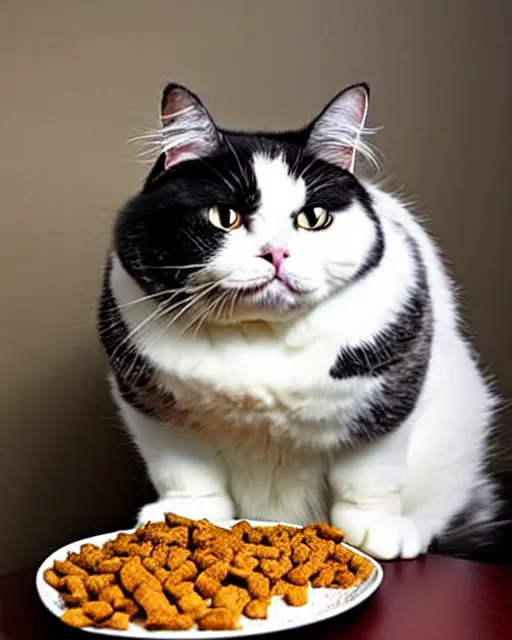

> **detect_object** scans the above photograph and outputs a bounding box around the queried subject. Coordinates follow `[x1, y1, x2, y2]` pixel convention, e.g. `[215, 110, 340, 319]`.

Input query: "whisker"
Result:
[117, 281, 214, 309]
[110, 301, 168, 365]
[137, 263, 208, 271]
[181, 229, 213, 257]
[139, 279, 225, 351]
[182, 293, 226, 338]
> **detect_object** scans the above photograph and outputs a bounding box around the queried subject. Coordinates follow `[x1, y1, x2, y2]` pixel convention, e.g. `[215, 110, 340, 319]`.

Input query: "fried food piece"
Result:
[248, 545, 281, 560]
[84, 574, 115, 597]
[69, 545, 106, 572]
[191, 548, 219, 569]
[232, 551, 259, 571]
[331, 544, 352, 563]
[43, 569, 64, 589]
[304, 522, 345, 543]
[139, 522, 189, 547]
[247, 572, 271, 598]
[334, 567, 357, 588]
[263, 529, 292, 554]
[153, 568, 171, 584]
[163, 560, 198, 585]
[142, 557, 160, 573]
[119, 557, 162, 594]
[151, 543, 170, 567]
[53, 560, 88, 578]
[128, 541, 153, 557]
[286, 562, 317, 585]
[97, 558, 124, 573]
[177, 590, 208, 616]
[198, 607, 241, 631]
[98, 584, 125, 606]
[244, 598, 271, 619]
[213, 585, 251, 616]
[270, 580, 290, 597]
[310, 563, 337, 588]
[191, 524, 231, 549]
[283, 583, 309, 607]
[307, 537, 335, 559]
[198, 537, 235, 562]
[60, 608, 92, 628]
[259, 556, 293, 581]
[164, 580, 194, 599]
[134, 583, 195, 630]
[98, 584, 139, 619]
[195, 560, 230, 597]
[288, 537, 334, 585]
[165, 513, 195, 528]
[231, 521, 264, 544]
[348, 554, 374, 581]
[195, 574, 222, 599]
[290, 533, 310, 564]
[291, 543, 310, 564]
[269, 579, 308, 606]
[202, 560, 230, 582]
[228, 567, 270, 599]
[109, 533, 137, 555]
[83, 601, 114, 622]
[167, 547, 192, 570]
[110, 533, 153, 558]
[62, 575, 89, 606]
[97, 611, 130, 630]
[116, 599, 140, 618]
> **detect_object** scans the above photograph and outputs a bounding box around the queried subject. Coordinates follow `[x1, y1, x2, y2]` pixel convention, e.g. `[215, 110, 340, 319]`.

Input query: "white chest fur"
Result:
[149, 318, 377, 447]
[109, 250, 411, 447]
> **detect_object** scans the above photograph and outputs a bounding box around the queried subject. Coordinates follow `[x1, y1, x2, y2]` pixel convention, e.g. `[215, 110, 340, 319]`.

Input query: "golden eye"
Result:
[208, 206, 242, 231]
[296, 207, 332, 231]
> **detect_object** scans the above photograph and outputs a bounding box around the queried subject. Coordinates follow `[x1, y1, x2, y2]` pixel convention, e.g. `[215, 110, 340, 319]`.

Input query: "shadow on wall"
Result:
[0, 344, 154, 574]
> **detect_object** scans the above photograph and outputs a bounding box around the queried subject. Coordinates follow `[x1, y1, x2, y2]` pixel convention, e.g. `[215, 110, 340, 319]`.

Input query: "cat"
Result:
[98, 81, 500, 560]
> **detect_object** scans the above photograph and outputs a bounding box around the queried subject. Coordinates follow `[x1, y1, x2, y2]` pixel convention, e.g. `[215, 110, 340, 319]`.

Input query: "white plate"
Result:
[36, 520, 383, 638]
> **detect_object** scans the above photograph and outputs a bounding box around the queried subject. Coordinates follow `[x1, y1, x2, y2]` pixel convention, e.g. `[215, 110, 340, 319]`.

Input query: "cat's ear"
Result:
[306, 83, 370, 173]
[160, 83, 221, 170]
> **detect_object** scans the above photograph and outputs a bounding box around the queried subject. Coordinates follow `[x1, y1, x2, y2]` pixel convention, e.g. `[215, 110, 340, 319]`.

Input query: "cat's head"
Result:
[115, 82, 382, 327]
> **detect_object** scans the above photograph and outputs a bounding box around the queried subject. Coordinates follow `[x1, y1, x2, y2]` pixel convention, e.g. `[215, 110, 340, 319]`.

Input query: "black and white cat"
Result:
[98, 82, 499, 560]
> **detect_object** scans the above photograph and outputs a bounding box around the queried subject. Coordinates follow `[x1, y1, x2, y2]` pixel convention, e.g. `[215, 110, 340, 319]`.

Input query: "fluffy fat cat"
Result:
[98, 82, 499, 560]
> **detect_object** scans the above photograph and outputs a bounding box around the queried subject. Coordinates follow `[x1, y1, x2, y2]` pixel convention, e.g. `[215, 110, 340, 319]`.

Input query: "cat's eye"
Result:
[208, 206, 242, 231]
[295, 207, 333, 231]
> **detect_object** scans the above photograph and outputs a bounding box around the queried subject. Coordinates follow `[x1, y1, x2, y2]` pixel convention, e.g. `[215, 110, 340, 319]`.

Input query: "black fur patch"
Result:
[330, 237, 433, 440]
[97, 257, 175, 420]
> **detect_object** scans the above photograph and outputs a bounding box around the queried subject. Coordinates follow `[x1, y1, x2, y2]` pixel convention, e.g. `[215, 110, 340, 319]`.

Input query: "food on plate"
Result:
[44, 514, 374, 631]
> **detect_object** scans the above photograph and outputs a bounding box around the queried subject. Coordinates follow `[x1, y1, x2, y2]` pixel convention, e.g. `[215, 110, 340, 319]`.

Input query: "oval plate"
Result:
[36, 520, 383, 638]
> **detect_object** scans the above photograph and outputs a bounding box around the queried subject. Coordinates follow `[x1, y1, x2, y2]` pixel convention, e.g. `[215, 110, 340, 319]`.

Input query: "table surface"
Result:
[1, 554, 511, 640]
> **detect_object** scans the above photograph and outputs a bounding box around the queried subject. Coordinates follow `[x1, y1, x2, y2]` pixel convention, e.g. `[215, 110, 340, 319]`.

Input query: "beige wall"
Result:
[1, 0, 511, 573]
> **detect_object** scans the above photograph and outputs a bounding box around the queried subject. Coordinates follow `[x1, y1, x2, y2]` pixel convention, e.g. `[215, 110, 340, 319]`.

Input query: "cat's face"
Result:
[116, 83, 381, 326]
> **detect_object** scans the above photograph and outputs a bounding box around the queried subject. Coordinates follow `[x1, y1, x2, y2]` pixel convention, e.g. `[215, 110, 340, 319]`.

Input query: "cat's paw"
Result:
[331, 502, 423, 560]
[137, 494, 235, 526]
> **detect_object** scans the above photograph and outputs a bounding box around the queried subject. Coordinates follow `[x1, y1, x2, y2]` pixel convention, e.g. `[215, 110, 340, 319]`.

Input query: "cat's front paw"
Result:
[137, 494, 235, 526]
[331, 502, 423, 560]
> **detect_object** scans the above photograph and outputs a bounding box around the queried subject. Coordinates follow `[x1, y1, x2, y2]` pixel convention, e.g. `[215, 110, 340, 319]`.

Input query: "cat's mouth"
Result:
[236, 275, 311, 297]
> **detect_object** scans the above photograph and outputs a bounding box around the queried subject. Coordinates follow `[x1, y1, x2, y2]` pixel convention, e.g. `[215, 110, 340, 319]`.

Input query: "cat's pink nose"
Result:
[260, 248, 289, 271]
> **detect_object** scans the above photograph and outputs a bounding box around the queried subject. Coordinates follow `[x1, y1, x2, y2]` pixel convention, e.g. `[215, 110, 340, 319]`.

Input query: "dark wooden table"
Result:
[1, 555, 511, 640]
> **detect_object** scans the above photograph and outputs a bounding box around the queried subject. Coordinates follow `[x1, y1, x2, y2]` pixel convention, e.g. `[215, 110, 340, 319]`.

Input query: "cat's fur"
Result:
[98, 82, 499, 559]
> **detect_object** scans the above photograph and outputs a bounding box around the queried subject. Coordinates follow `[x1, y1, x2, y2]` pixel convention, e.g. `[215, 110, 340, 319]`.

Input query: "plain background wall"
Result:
[1, 0, 511, 573]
